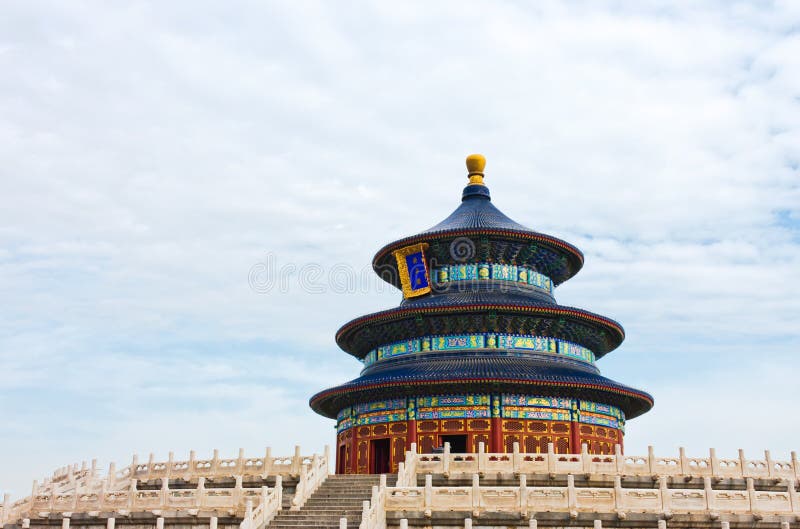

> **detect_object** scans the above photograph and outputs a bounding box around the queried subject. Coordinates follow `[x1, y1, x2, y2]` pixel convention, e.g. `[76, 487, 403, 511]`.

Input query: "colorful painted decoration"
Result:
[579, 400, 623, 419]
[393, 243, 432, 298]
[502, 407, 572, 421]
[416, 394, 491, 420]
[336, 395, 625, 433]
[500, 394, 624, 427]
[433, 263, 553, 293]
[362, 333, 595, 366]
[501, 395, 572, 408]
[354, 399, 407, 414]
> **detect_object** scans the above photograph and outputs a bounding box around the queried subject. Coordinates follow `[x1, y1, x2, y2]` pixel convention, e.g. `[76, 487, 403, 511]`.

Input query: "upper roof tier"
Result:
[372, 155, 584, 289]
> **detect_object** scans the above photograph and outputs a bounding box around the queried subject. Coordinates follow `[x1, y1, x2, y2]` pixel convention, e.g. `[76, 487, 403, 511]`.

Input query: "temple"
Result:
[3, 156, 797, 529]
[310, 155, 654, 475]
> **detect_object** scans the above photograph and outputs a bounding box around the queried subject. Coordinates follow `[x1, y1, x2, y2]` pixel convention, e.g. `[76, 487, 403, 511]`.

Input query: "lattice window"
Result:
[505, 420, 524, 432]
[556, 437, 569, 454]
[606, 429, 616, 440]
[596, 427, 606, 437]
[373, 424, 388, 436]
[504, 435, 521, 452]
[472, 434, 489, 451]
[419, 435, 435, 453]
[529, 422, 547, 432]
[443, 420, 463, 432]
[390, 422, 407, 434]
[539, 436, 552, 453]
[552, 422, 569, 433]
[358, 427, 370, 437]
[469, 419, 490, 431]
[418, 421, 437, 432]
[580, 425, 593, 435]
[524, 436, 538, 453]
[393, 437, 406, 463]
[358, 442, 368, 466]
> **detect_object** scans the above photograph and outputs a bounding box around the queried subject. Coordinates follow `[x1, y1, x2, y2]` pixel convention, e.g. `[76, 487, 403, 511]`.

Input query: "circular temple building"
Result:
[310, 155, 653, 475]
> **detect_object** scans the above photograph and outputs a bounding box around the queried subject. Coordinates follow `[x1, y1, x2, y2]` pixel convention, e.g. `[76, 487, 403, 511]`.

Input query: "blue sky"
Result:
[1, 0, 799, 497]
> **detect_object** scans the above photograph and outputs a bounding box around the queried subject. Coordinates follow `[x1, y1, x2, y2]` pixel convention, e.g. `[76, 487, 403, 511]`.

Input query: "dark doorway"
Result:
[337, 444, 347, 474]
[370, 438, 391, 474]
[440, 434, 468, 453]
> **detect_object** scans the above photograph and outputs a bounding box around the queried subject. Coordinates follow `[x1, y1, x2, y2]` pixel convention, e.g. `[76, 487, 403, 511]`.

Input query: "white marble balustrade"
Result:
[1, 446, 328, 529]
[409, 442, 800, 481]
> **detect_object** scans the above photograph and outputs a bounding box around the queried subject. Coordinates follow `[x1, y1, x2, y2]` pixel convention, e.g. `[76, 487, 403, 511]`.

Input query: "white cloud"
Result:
[0, 0, 798, 497]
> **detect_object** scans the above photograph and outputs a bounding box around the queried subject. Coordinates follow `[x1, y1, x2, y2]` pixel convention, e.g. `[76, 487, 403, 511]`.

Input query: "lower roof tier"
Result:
[310, 354, 653, 420]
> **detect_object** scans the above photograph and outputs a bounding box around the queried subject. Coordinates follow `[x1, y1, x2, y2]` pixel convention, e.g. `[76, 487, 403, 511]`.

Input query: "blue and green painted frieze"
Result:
[336, 394, 625, 433]
[362, 333, 595, 366]
[432, 263, 553, 293]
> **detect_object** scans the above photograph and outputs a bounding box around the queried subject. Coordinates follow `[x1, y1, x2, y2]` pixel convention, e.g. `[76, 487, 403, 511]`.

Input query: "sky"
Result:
[1, 0, 799, 497]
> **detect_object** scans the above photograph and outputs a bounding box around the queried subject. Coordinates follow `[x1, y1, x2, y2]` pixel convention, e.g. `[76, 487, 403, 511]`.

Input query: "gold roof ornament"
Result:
[466, 153, 486, 186]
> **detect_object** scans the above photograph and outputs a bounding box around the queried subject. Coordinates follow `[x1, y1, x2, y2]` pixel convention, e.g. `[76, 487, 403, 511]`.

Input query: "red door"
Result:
[370, 438, 391, 474]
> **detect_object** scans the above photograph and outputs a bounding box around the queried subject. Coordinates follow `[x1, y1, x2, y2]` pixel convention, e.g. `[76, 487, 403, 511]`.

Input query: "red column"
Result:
[407, 398, 418, 455]
[490, 395, 503, 452]
[407, 419, 417, 451]
[491, 418, 503, 452]
[570, 419, 581, 454]
[350, 428, 359, 474]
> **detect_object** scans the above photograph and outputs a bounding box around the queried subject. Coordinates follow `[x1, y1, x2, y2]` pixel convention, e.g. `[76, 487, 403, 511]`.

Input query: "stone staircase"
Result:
[268, 474, 394, 529]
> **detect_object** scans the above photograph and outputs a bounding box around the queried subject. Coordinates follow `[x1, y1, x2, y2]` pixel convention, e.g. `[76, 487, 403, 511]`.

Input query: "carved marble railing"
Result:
[384, 473, 800, 519]
[408, 442, 800, 481]
[396, 452, 417, 488]
[358, 475, 388, 529]
[239, 477, 282, 529]
[1, 446, 327, 528]
[121, 445, 309, 485]
[289, 448, 330, 511]
[2, 476, 269, 525]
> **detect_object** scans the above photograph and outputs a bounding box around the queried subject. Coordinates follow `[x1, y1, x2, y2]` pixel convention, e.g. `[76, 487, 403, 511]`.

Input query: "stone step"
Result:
[314, 488, 376, 492]
[271, 523, 356, 527]
[273, 516, 362, 522]
[306, 494, 370, 498]
[271, 520, 360, 525]
[327, 474, 390, 478]
[303, 500, 369, 505]
[303, 500, 367, 509]
[287, 505, 365, 510]
[303, 500, 366, 511]
[270, 525, 347, 529]
[270, 525, 346, 529]
[275, 512, 361, 522]
[305, 494, 375, 498]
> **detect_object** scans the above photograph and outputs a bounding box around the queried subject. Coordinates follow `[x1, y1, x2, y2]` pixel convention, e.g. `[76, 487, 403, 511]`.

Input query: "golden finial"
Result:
[466, 154, 486, 185]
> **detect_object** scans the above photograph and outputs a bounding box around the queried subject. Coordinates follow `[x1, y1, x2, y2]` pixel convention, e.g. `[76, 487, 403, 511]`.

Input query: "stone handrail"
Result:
[2, 476, 266, 526]
[18, 446, 313, 501]
[289, 446, 330, 511]
[384, 473, 800, 519]
[359, 475, 387, 529]
[1, 446, 325, 528]
[395, 444, 418, 488]
[239, 477, 282, 529]
[410, 443, 800, 481]
[122, 445, 310, 484]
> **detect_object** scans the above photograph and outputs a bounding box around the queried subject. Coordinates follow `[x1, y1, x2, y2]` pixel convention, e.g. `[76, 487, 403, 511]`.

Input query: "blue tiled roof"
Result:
[310, 353, 653, 419]
[400, 287, 556, 308]
[423, 188, 533, 233]
[371, 184, 584, 288]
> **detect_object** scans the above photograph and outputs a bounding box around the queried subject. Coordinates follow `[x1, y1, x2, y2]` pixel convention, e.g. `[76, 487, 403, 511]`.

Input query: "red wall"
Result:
[335, 418, 622, 474]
